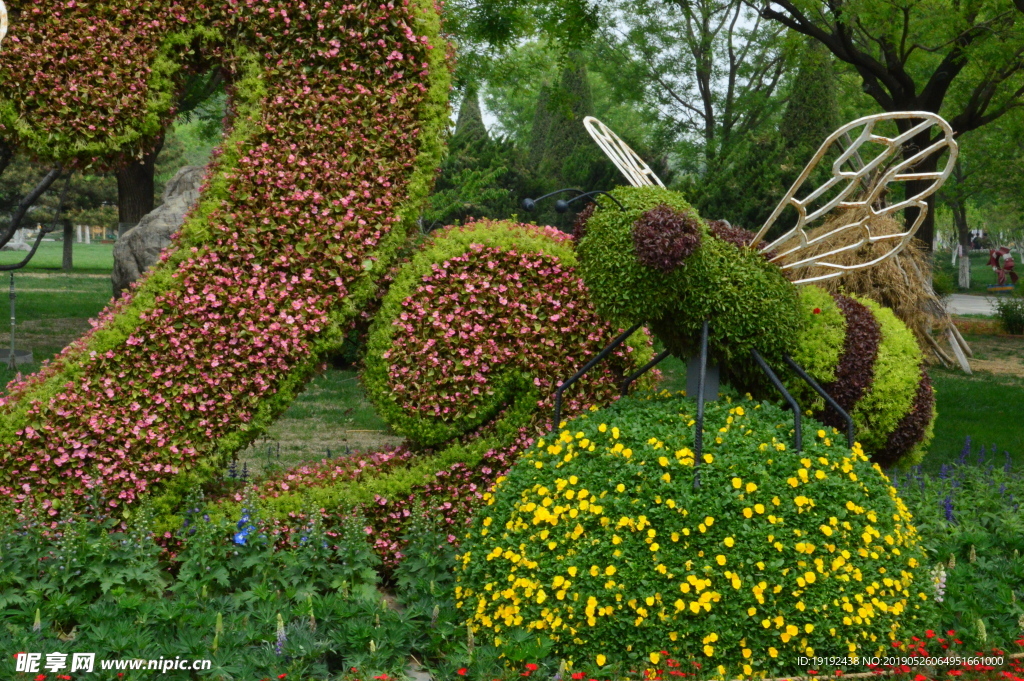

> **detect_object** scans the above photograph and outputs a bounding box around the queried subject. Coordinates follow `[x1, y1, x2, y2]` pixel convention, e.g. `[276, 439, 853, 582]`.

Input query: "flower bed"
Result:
[458, 391, 931, 675]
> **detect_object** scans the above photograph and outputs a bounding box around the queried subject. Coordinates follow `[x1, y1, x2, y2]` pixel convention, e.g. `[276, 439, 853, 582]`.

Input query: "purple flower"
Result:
[943, 494, 955, 524]
[959, 436, 971, 465]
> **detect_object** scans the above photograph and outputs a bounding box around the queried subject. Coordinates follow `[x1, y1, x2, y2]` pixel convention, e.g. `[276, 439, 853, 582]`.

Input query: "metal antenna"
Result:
[693, 320, 709, 490]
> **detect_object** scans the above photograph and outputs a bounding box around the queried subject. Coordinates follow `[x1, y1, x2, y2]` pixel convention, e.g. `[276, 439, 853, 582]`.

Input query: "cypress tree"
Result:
[539, 53, 597, 190]
[454, 86, 488, 145]
[422, 89, 523, 231]
[780, 41, 839, 165]
[528, 84, 554, 171]
[524, 54, 623, 229]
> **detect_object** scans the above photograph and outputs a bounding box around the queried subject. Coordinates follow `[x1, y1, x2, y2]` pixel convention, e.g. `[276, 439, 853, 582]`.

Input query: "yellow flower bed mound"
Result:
[456, 391, 932, 677]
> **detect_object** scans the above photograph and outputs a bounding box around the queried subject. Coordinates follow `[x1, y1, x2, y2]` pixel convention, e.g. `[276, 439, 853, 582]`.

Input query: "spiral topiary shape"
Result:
[0, 0, 450, 517]
[363, 220, 660, 447]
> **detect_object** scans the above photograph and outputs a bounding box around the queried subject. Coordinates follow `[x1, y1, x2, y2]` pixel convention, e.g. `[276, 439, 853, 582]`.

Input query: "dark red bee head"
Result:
[631, 204, 702, 272]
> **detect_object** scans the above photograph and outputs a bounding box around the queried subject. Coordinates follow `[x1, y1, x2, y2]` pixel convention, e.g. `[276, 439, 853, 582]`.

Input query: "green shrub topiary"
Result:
[996, 295, 1024, 335]
[457, 391, 931, 675]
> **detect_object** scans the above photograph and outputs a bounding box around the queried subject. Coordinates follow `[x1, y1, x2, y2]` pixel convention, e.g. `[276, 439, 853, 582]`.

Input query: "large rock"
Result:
[112, 165, 205, 297]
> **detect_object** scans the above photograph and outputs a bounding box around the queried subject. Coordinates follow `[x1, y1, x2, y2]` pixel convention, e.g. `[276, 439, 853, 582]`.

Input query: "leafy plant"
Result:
[995, 295, 1024, 335]
[893, 438, 1024, 649]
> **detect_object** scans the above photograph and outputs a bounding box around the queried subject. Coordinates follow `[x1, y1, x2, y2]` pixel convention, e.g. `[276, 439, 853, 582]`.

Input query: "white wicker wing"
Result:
[749, 111, 958, 285]
[583, 116, 665, 188]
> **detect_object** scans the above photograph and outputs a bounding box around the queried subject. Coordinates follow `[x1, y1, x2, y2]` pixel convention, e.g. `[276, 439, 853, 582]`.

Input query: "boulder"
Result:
[111, 165, 205, 297]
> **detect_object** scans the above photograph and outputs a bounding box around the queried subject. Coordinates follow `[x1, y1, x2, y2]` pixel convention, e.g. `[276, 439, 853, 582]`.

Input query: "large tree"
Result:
[757, 0, 1024, 249]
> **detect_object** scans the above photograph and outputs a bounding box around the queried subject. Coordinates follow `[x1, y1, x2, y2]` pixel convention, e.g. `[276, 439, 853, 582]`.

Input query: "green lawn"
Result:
[0, 273, 113, 386]
[926, 368, 1024, 470]
[0, 242, 115, 274]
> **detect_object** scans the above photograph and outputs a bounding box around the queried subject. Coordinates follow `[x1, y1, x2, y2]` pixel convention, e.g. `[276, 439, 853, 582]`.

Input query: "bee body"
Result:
[575, 185, 934, 467]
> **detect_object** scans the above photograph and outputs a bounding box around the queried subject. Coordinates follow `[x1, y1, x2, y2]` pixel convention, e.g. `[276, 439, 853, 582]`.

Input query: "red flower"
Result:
[809, 671, 819, 676]
[573, 674, 586, 680]
[35, 675, 46, 681]
[458, 669, 467, 677]
[813, 307, 821, 314]
[926, 630, 935, 638]
[525, 664, 539, 671]
[947, 630, 957, 636]
[914, 674, 929, 681]
[279, 675, 288, 680]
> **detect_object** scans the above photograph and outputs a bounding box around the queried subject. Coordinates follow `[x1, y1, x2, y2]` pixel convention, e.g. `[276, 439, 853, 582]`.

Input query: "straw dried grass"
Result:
[778, 209, 969, 368]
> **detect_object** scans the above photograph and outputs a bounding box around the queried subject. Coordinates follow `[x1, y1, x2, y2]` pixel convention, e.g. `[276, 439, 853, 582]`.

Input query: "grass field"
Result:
[0, 242, 115, 274]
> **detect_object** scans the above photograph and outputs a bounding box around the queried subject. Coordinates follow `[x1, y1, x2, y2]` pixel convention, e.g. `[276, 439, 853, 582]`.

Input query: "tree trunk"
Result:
[62, 219, 73, 271]
[952, 199, 971, 289]
[901, 129, 942, 253]
[116, 136, 164, 234]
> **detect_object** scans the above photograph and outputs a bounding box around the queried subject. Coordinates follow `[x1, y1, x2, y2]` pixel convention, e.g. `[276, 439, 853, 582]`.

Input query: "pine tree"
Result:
[422, 89, 523, 231]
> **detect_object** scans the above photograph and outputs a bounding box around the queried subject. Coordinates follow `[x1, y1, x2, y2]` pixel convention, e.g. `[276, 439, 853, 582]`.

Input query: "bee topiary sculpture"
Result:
[537, 113, 955, 469]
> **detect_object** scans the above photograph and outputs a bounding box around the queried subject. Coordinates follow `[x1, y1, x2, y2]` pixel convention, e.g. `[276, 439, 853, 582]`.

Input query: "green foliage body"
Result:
[787, 288, 933, 467]
[853, 298, 927, 457]
[575, 185, 800, 368]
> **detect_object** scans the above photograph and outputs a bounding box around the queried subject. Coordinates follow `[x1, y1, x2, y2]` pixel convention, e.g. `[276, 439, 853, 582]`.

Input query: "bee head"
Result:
[632, 205, 702, 272]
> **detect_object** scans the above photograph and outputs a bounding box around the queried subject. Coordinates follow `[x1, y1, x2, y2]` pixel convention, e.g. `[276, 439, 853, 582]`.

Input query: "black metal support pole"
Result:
[751, 349, 802, 452]
[7, 273, 15, 370]
[553, 322, 643, 429]
[783, 354, 855, 448]
[693, 320, 709, 490]
[620, 348, 670, 395]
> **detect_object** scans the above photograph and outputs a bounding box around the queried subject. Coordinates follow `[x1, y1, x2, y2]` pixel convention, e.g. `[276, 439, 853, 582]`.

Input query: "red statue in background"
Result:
[989, 247, 1019, 286]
